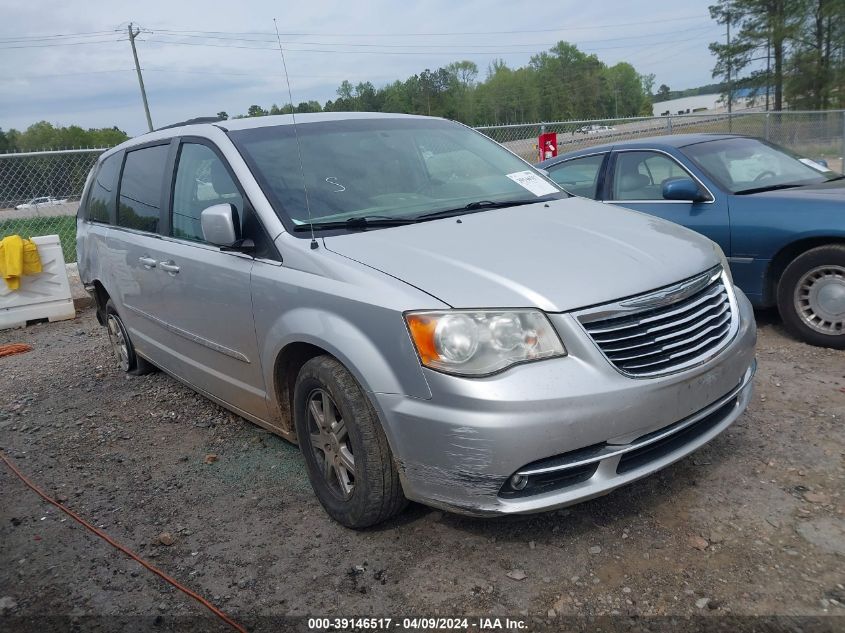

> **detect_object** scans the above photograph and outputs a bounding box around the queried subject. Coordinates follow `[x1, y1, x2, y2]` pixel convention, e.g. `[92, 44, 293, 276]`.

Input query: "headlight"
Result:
[713, 243, 733, 284]
[405, 309, 566, 376]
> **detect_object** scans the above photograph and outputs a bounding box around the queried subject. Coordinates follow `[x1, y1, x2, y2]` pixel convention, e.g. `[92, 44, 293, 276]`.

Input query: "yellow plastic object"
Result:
[0, 235, 43, 290]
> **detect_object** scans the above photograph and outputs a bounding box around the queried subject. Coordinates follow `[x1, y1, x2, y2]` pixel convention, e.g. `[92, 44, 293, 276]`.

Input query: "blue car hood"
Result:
[746, 179, 845, 201]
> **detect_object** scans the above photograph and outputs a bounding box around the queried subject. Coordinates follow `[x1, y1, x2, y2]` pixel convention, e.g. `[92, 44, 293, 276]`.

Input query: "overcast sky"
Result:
[0, 0, 724, 137]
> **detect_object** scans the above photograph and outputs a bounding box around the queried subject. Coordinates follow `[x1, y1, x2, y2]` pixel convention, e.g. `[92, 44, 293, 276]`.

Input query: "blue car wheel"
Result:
[778, 245, 845, 349]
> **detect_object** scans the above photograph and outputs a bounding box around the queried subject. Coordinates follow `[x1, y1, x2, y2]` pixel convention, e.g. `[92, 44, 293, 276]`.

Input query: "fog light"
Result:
[510, 474, 528, 490]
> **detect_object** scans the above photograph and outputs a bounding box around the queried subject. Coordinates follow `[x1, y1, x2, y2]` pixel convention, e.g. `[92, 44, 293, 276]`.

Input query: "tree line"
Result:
[0, 121, 129, 153]
[708, 0, 845, 110]
[221, 41, 655, 126]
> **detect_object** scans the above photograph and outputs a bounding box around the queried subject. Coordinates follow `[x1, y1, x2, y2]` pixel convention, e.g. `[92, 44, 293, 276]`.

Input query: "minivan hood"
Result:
[323, 198, 720, 312]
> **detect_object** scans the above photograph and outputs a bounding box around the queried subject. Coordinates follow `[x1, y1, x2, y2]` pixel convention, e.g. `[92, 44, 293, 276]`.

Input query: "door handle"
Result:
[159, 261, 180, 274]
[138, 256, 157, 269]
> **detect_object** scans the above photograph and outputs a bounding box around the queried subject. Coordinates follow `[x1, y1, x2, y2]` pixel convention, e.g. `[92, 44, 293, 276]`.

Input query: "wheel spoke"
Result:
[334, 463, 354, 496]
[308, 398, 324, 428]
[321, 391, 336, 424]
[310, 432, 324, 451]
[322, 453, 334, 480]
[338, 445, 355, 474]
[331, 418, 347, 442]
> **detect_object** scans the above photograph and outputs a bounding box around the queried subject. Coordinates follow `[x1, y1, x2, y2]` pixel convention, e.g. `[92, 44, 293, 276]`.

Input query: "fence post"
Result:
[666, 116, 673, 134]
[841, 111, 845, 167]
[765, 113, 771, 141]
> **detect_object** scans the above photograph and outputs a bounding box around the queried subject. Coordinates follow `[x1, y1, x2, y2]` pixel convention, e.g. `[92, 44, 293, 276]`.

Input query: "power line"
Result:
[0, 29, 121, 43]
[137, 33, 720, 56]
[0, 68, 363, 80]
[148, 14, 709, 38]
[141, 24, 717, 48]
[0, 38, 126, 50]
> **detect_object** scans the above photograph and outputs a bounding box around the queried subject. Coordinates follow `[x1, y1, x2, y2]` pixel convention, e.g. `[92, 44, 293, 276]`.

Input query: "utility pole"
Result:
[128, 23, 153, 132]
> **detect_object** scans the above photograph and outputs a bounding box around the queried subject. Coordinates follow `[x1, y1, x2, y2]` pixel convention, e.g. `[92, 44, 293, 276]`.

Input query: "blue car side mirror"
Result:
[662, 178, 707, 202]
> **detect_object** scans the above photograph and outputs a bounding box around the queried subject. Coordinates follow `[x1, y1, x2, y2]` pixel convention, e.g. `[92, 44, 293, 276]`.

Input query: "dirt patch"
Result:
[1, 307, 843, 625]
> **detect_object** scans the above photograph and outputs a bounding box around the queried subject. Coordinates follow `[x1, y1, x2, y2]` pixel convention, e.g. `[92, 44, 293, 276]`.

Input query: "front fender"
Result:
[259, 306, 432, 405]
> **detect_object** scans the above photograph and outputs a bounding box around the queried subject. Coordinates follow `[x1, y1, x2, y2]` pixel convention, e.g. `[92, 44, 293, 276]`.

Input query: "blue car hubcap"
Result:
[795, 265, 845, 335]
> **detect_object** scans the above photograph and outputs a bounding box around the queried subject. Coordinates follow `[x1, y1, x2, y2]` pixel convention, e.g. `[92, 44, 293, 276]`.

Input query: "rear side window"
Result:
[86, 153, 121, 223]
[547, 154, 605, 199]
[117, 144, 169, 232]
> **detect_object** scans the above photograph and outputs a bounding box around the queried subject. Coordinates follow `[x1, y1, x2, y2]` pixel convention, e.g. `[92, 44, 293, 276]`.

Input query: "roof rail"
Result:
[154, 116, 224, 132]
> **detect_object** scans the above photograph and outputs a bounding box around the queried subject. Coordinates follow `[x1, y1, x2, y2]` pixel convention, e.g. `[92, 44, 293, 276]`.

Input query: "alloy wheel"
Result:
[306, 388, 356, 499]
[106, 314, 130, 372]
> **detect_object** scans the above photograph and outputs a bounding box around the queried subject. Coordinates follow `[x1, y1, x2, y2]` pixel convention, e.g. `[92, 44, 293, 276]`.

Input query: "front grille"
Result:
[578, 268, 735, 377]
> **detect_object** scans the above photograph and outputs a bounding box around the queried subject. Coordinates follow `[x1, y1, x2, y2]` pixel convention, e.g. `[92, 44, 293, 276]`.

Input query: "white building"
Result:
[652, 89, 770, 116]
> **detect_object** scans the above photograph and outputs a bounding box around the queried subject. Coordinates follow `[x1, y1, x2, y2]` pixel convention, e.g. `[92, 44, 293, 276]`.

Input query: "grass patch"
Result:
[0, 215, 77, 262]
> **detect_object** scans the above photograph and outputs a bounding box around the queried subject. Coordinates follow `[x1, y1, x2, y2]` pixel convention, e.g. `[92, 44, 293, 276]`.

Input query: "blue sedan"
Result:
[539, 134, 845, 348]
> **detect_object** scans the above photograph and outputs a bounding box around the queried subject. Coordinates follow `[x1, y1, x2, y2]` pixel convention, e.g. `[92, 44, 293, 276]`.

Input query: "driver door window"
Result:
[172, 143, 244, 242]
[612, 151, 690, 201]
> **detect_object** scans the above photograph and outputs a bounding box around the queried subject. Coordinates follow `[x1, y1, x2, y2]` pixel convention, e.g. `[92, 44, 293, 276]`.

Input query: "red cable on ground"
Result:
[0, 451, 247, 633]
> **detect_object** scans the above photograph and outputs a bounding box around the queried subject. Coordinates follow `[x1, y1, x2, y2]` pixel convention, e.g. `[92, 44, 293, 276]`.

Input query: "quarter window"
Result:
[546, 155, 605, 199]
[171, 143, 243, 242]
[612, 151, 692, 201]
[87, 153, 121, 223]
[117, 144, 169, 232]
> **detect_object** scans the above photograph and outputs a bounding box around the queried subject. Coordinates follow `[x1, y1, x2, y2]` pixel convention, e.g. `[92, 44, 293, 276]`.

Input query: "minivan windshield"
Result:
[681, 137, 840, 194]
[228, 117, 566, 232]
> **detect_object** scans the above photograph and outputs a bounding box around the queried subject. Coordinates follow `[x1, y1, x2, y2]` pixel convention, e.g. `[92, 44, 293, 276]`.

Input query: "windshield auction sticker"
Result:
[506, 170, 560, 197]
[798, 158, 830, 172]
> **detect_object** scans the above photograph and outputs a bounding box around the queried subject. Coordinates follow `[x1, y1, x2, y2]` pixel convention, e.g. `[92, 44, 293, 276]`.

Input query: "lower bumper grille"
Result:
[499, 365, 753, 500]
[576, 267, 737, 377]
[616, 396, 738, 473]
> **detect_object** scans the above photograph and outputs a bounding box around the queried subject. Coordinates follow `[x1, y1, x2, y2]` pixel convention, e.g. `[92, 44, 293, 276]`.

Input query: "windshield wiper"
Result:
[292, 216, 418, 231]
[415, 198, 545, 221]
[734, 183, 806, 195]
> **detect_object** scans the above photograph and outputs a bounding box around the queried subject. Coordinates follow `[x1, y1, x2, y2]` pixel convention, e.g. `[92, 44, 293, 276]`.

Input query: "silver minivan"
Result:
[77, 113, 756, 527]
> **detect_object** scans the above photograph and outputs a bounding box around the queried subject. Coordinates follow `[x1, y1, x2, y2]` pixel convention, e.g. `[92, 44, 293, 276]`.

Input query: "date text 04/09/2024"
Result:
[306, 617, 528, 630]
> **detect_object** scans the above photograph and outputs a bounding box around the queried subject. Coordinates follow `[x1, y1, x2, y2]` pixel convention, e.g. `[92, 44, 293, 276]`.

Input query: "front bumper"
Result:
[373, 288, 757, 516]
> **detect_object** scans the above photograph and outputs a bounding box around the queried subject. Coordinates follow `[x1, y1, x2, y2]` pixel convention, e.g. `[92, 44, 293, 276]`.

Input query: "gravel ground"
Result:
[0, 307, 843, 631]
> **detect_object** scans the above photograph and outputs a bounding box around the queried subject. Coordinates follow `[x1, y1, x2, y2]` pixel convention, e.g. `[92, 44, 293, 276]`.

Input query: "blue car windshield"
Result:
[682, 137, 839, 193]
[228, 117, 566, 231]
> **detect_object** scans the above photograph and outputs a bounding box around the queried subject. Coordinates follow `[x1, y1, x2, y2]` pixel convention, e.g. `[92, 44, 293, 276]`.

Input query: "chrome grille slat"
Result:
[620, 328, 730, 370]
[586, 284, 725, 335]
[577, 268, 736, 377]
[607, 314, 732, 361]
[600, 303, 730, 351]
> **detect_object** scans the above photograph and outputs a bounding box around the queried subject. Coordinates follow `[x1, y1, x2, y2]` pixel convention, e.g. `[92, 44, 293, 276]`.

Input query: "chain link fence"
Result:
[476, 110, 845, 172]
[1, 110, 843, 263]
[0, 149, 104, 263]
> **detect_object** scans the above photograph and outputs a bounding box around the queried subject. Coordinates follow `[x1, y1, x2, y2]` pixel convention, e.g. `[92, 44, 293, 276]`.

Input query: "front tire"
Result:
[105, 300, 154, 375]
[293, 356, 407, 528]
[777, 245, 845, 349]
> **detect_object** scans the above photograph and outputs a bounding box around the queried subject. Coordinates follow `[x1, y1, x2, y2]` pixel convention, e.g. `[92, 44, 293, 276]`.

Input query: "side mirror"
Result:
[815, 158, 829, 168]
[662, 177, 707, 202]
[200, 203, 240, 246]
